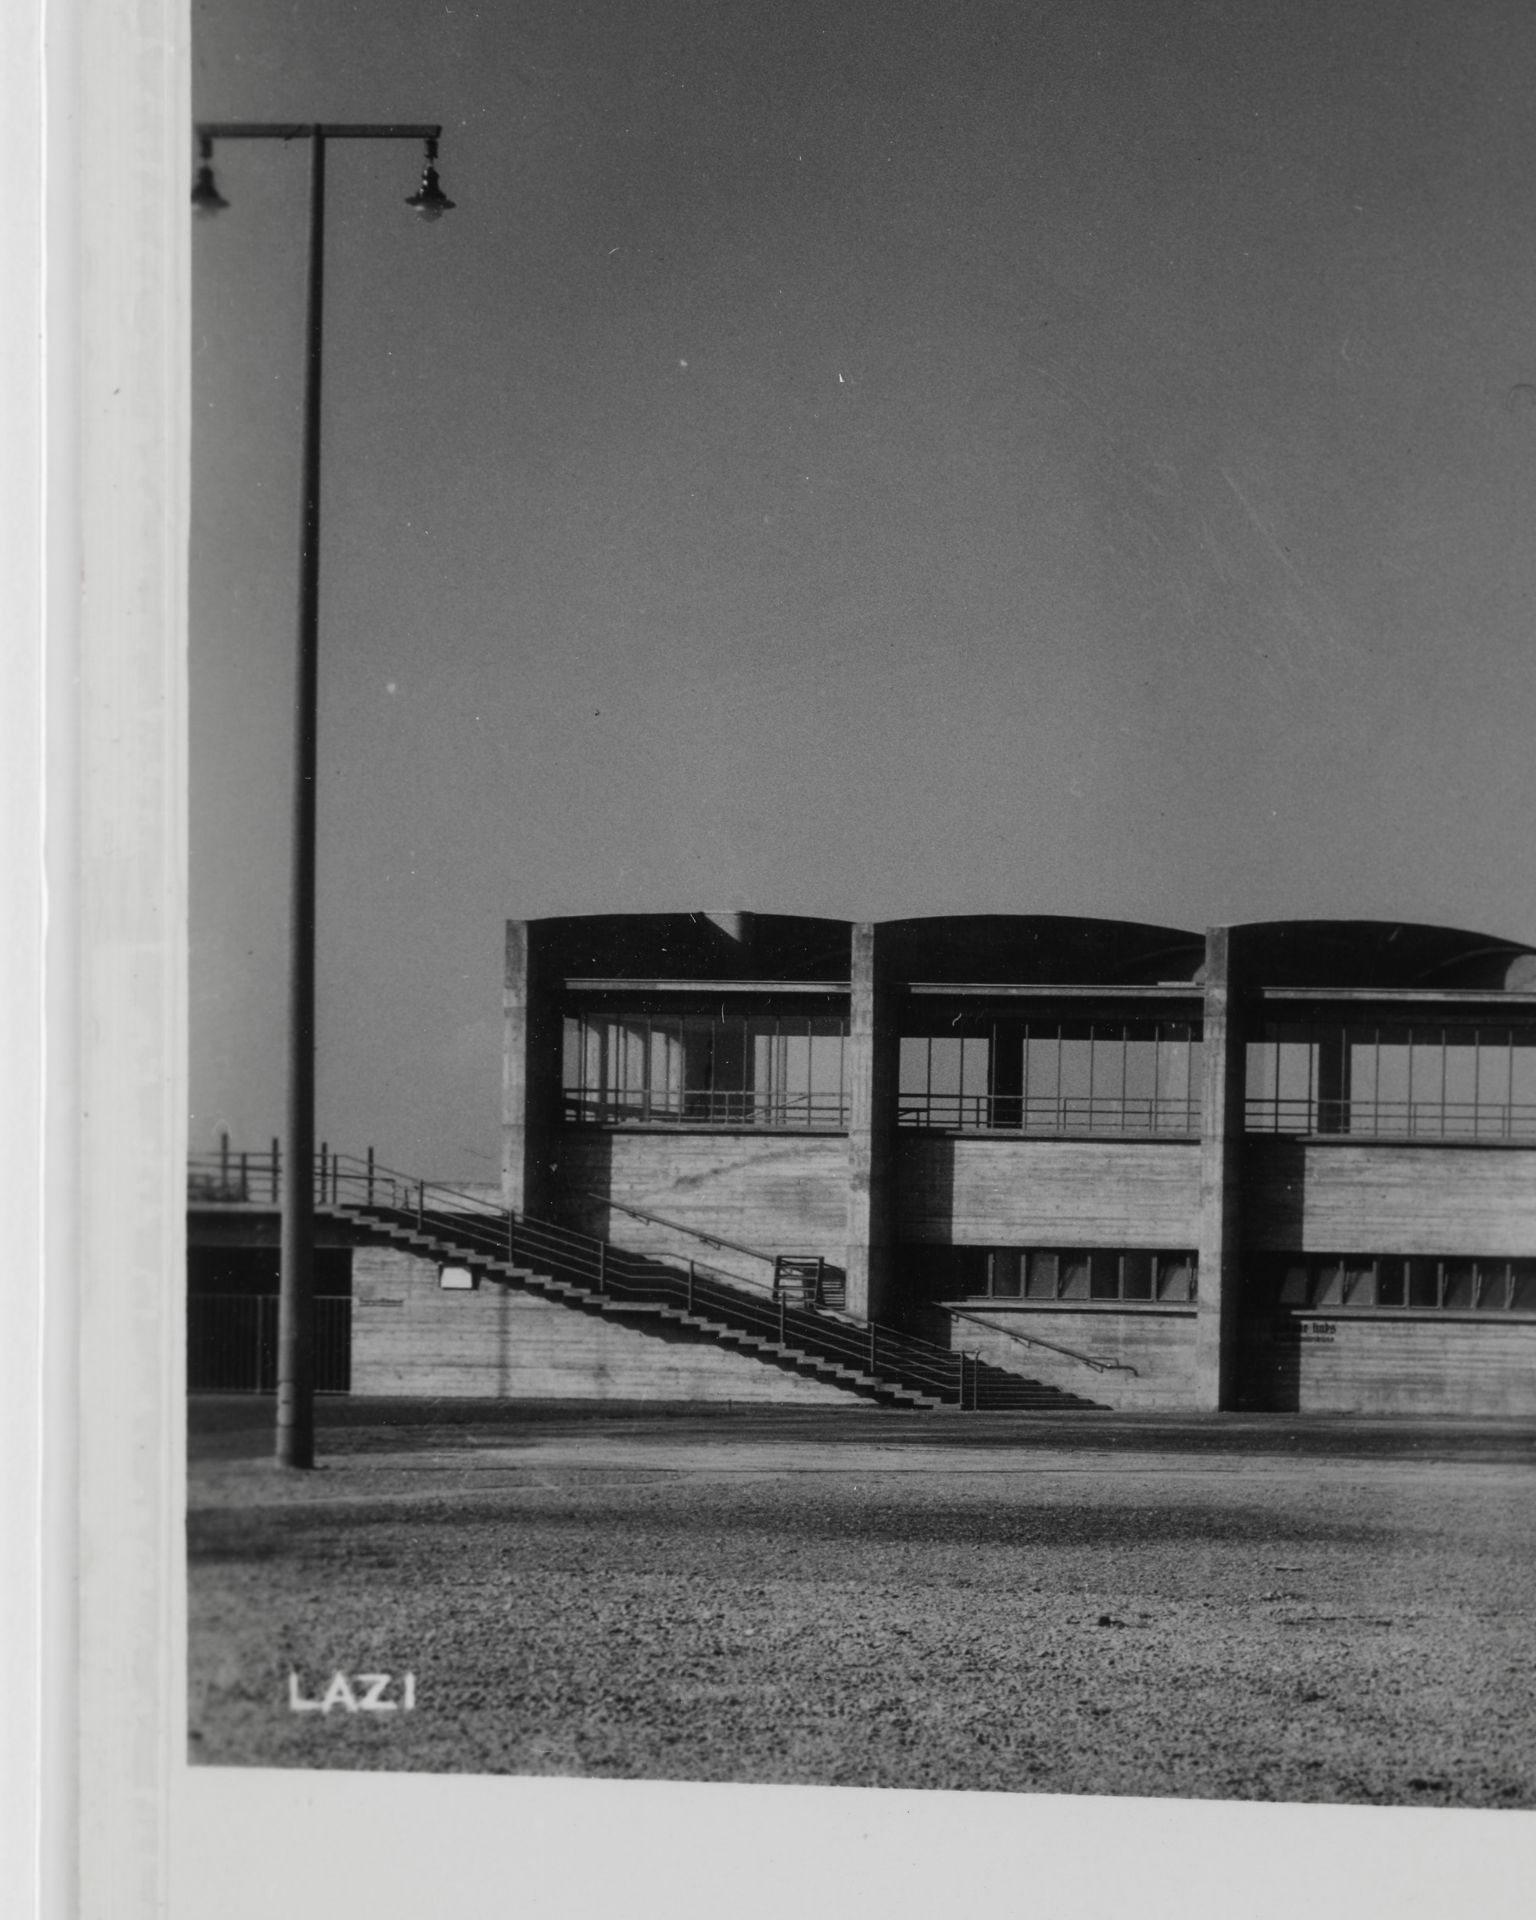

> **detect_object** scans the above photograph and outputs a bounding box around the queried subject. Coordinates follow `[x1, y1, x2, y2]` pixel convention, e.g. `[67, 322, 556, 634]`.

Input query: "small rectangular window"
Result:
[951, 1248, 989, 1296]
[1276, 1260, 1310, 1306]
[1375, 1259, 1406, 1307]
[1473, 1261, 1509, 1311]
[1121, 1251, 1154, 1300]
[988, 1249, 1022, 1298]
[1442, 1260, 1476, 1310]
[1026, 1251, 1059, 1300]
[1157, 1254, 1196, 1303]
[1407, 1258, 1440, 1308]
[1509, 1261, 1536, 1312]
[1342, 1258, 1376, 1306]
[1058, 1252, 1091, 1300]
[1313, 1259, 1345, 1308]
[1089, 1251, 1121, 1299]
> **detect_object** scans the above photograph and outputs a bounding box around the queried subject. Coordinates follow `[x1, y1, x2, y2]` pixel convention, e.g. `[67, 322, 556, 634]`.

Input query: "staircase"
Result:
[200, 1146, 1105, 1412]
[965, 1358, 1105, 1410]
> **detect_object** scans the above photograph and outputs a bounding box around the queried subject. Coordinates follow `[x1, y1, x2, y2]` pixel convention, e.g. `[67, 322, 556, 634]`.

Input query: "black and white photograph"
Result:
[44, 0, 1536, 1913]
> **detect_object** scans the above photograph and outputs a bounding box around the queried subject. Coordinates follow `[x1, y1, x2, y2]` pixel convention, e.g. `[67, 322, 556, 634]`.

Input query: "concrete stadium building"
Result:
[189, 911, 1536, 1416]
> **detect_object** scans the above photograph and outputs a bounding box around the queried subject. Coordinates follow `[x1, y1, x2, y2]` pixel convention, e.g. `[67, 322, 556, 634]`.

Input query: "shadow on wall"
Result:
[1235, 1317, 1304, 1412]
[1241, 1139, 1307, 1245]
[893, 1135, 958, 1245]
[544, 1131, 848, 1299]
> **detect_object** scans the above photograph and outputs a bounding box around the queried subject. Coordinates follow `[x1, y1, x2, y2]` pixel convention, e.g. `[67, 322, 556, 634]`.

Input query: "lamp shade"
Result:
[191, 163, 229, 214]
[405, 164, 455, 221]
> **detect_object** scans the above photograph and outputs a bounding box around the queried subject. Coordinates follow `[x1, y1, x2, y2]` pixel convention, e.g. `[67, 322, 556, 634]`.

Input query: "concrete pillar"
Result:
[1195, 925, 1248, 1409]
[845, 922, 898, 1322]
[501, 920, 549, 1218]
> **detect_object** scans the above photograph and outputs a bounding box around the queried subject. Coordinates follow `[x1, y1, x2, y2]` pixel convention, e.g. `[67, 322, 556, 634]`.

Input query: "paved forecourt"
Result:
[187, 1398, 1536, 1804]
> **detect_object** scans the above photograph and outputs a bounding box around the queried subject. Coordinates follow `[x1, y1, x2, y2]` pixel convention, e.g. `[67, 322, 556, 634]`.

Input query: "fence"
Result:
[1243, 1096, 1536, 1139]
[897, 1093, 1201, 1134]
[187, 1294, 351, 1393]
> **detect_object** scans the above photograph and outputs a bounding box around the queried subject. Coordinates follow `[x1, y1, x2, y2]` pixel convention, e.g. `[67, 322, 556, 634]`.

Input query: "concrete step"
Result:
[344, 1212, 965, 1410]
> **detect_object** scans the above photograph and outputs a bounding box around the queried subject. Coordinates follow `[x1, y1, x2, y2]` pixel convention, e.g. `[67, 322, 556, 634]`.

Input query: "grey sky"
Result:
[191, 0, 1536, 1170]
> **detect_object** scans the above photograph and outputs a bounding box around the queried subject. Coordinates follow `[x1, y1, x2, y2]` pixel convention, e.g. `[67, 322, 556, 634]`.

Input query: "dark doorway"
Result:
[186, 1247, 352, 1392]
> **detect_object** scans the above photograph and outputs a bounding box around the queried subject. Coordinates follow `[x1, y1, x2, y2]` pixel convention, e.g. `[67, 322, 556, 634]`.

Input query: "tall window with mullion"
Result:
[1245, 1023, 1536, 1138]
[563, 1011, 849, 1126]
[899, 1018, 1202, 1134]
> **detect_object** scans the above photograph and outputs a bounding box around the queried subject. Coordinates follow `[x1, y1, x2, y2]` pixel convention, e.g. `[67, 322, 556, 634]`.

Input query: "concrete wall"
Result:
[551, 1129, 849, 1282]
[895, 1137, 1201, 1246]
[944, 1305, 1198, 1411]
[1236, 1310, 1536, 1415]
[1243, 1142, 1536, 1255]
[351, 1245, 855, 1404]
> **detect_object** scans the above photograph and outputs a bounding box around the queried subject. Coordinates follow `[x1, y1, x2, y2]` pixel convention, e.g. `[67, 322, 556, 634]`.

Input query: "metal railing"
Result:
[944, 1306, 1138, 1377]
[567, 1187, 848, 1310]
[189, 1147, 1145, 1406]
[1244, 1097, 1536, 1140]
[562, 1089, 849, 1128]
[186, 1294, 351, 1393]
[898, 1093, 1200, 1135]
[569, 1187, 779, 1282]
[286, 1149, 971, 1406]
[187, 1142, 492, 1212]
[188, 1137, 283, 1204]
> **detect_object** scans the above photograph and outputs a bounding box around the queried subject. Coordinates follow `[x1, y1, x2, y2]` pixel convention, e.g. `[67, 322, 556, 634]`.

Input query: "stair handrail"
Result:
[943, 1305, 1138, 1377]
[198, 1144, 1092, 1408]
[323, 1158, 777, 1304]
[568, 1187, 784, 1269]
[328, 1149, 966, 1400]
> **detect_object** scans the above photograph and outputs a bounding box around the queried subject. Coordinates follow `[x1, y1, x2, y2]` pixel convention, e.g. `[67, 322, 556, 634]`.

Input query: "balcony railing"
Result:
[898, 1093, 1200, 1135]
[562, 1089, 849, 1127]
[1244, 1097, 1536, 1140]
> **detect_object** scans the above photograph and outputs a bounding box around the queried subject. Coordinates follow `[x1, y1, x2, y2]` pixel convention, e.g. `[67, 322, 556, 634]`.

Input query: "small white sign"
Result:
[439, 1264, 475, 1290]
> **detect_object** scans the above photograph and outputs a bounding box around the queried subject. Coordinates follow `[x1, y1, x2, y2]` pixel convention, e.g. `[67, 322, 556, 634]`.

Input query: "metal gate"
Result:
[187, 1294, 351, 1392]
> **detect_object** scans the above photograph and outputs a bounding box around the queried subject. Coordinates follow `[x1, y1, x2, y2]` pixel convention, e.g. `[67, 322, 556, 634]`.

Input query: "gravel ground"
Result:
[187, 1399, 1536, 1805]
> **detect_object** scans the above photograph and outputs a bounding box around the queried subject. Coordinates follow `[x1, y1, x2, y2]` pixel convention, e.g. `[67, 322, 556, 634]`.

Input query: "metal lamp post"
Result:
[193, 122, 455, 1468]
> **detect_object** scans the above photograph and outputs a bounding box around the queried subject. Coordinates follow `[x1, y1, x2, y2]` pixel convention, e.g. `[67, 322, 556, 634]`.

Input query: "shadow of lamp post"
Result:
[192, 123, 455, 1468]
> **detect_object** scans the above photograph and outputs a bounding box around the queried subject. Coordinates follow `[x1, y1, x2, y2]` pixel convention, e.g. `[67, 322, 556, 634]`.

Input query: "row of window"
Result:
[563, 1013, 849, 1126]
[898, 1024, 1201, 1136]
[561, 1012, 1536, 1141]
[1245, 1024, 1536, 1139]
[908, 1248, 1536, 1313]
[1253, 1253, 1536, 1313]
[911, 1246, 1199, 1304]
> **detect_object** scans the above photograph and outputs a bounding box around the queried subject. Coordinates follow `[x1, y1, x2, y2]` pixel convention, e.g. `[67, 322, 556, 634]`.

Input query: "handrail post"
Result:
[416, 1180, 424, 1232]
[868, 1321, 877, 1376]
[239, 1150, 249, 1203]
[687, 1260, 695, 1315]
[271, 1137, 280, 1204]
[596, 1241, 606, 1295]
[366, 1146, 374, 1206]
[779, 1292, 786, 1344]
[507, 1209, 516, 1267]
[219, 1129, 230, 1194]
[319, 1141, 327, 1206]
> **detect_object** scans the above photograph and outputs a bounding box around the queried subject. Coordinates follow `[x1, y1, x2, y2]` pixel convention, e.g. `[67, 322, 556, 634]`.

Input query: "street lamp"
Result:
[193, 122, 455, 1468]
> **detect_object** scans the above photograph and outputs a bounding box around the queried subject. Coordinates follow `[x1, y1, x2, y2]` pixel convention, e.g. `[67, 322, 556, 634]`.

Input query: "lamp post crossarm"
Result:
[196, 122, 443, 142]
